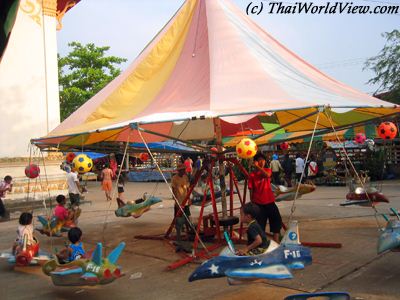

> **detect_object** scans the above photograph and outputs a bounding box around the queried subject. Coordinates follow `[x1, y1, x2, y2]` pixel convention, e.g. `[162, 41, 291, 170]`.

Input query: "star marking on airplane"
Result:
[249, 259, 262, 266]
[209, 264, 219, 274]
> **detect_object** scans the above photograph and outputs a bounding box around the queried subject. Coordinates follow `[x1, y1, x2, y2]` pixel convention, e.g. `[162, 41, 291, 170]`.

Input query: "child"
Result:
[237, 202, 269, 256]
[13, 212, 37, 254]
[249, 152, 282, 243]
[0, 175, 13, 220]
[117, 174, 125, 200]
[57, 227, 85, 262]
[54, 194, 79, 225]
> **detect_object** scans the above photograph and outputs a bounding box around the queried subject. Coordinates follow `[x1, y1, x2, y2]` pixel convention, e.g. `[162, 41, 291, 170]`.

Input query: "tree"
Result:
[58, 42, 127, 120]
[365, 30, 400, 104]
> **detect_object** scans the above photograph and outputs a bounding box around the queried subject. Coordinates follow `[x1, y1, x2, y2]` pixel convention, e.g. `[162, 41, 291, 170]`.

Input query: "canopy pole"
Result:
[213, 118, 227, 220]
[132, 123, 209, 151]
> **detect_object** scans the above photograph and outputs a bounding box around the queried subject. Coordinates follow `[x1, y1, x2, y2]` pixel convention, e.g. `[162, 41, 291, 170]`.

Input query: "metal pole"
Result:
[213, 118, 227, 220]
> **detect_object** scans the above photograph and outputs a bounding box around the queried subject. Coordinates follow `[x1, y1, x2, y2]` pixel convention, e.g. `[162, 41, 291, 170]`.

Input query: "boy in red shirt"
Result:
[248, 153, 282, 243]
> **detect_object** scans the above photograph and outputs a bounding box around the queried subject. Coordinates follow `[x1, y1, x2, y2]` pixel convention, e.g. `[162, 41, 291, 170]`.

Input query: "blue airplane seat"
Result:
[284, 291, 350, 300]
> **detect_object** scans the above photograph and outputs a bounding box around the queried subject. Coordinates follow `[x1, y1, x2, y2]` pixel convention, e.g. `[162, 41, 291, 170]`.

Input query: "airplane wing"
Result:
[226, 264, 293, 280]
[340, 200, 370, 206]
[287, 261, 305, 270]
[33, 252, 53, 261]
[51, 266, 83, 275]
[81, 272, 99, 282]
[0, 252, 13, 259]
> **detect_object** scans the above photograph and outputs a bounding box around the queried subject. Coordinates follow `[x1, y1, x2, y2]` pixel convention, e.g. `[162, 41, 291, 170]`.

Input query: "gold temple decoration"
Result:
[20, 0, 42, 26]
[19, 0, 79, 30]
[42, 0, 57, 17]
[56, 1, 79, 30]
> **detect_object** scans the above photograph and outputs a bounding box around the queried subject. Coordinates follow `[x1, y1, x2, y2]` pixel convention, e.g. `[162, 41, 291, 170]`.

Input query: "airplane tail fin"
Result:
[116, 198, 126, 208]
[281, 221, 301, 245]
[223, 231, 236, 254]
[91, 243, 103, 265]
[37, 215, 48, 226]
[107, 242, 126, 264]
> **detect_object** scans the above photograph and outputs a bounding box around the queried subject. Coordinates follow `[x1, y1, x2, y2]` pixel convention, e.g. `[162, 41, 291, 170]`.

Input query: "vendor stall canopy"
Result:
[32, 0, 399, 151]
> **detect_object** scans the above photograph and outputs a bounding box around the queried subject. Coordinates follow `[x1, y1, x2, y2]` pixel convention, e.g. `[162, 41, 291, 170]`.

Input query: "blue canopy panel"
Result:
[73, 152, 108, 159]
[130, 141, 196, 152]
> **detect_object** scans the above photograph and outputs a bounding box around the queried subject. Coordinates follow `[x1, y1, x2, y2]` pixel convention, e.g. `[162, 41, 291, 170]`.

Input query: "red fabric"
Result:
[220, 116, 263, 137]
[184, 159, 192, 173]
[248, 168, 275, 205]
[110, 159, 117, 178]
[309, 164, 318, 174]
[54, 204, 68, 221]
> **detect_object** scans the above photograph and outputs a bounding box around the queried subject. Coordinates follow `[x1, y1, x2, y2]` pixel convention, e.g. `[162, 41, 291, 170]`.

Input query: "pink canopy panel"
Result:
[32, 0, 398, 149]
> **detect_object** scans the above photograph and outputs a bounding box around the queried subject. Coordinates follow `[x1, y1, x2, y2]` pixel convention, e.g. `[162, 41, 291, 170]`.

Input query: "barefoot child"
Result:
[13, 212, 37, 254]
[57, 227, 86, 262]
[117, 174, 125, 200]
[54, 195, 79, 225]
[237, 202, 270, 256]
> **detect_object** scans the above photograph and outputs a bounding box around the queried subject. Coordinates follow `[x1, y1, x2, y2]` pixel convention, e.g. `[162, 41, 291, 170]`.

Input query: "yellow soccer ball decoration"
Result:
[236, 138, 258, 159]
[72, 154, 93, 174]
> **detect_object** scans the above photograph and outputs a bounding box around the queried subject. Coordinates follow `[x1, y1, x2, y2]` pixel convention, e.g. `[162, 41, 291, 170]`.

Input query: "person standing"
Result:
[193, 156, 202, 176]
[184, 157, 193, 179]
[101, 163, 113, 201]
[66, 166, 81, 207]
[0, 175, 12, 220]
[109, 154, 118, 179]
[307, 154, 318, 184]
[295, 153, 305, 183]
[248, 153, 282, 243]
[171, 163, 191, 247]
[270, 154, 283, 185]
[117, 174, 125, 200]
[282, 153, 294, 187]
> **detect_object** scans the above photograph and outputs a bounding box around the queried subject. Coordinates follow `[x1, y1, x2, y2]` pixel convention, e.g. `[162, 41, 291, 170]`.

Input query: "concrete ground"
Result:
[0, 179, 399, 300]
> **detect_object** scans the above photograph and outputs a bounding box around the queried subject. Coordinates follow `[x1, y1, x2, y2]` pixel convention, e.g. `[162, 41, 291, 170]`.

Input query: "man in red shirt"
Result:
[248, 153, 282, 243]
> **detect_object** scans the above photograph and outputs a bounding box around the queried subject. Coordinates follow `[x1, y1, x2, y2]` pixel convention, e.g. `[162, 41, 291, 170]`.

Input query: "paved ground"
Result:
[0, 179, 399, 300]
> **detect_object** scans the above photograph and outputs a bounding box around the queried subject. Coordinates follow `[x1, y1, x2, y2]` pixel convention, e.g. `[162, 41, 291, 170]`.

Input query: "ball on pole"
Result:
[236, 138, 257, 159]
[377, 122, 397, 140]
[25, 164, 40, 179]
[72, 154, 93, 174]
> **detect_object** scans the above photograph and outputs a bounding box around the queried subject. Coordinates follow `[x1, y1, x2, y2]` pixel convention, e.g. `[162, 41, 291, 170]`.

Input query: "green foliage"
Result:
[58, 42, 127, 120]
[365, 30, 400, 104]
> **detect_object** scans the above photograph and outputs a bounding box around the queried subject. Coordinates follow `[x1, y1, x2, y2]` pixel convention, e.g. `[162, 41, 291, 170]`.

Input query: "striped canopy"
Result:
[32, 0, 398, 150]
[223, 124, 379, 147]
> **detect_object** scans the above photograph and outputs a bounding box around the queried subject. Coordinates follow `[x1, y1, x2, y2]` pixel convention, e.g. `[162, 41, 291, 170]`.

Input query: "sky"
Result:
[57, 0, 400, 94]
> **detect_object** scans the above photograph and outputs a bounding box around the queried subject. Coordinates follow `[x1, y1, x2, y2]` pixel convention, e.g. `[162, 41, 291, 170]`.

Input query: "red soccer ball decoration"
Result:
[280, 142, 289, 150]
[66, 152, 76, 163]
[236, 138, 258, 159]
[139, 152, 149, 162]
[354, 133, 366, 144]
[25, 164, 40, 179]
[377, 122, 398, 140]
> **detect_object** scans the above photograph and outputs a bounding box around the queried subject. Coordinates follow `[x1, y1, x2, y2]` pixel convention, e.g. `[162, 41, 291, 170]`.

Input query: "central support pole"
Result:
[213, 118, 227, 220]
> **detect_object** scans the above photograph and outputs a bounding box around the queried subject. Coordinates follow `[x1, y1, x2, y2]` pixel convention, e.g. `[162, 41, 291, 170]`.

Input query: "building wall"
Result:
[0, 1, 60, 158]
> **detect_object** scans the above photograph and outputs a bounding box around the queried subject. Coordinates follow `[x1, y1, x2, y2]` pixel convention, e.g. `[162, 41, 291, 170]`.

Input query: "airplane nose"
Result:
[188, 272, 198, 282]
[113, 268, 121, 277]
[103, 269, 112, 279]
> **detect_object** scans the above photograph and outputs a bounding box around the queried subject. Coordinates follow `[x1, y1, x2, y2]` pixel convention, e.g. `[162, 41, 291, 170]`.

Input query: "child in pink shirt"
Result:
[54, 195, 69, 221]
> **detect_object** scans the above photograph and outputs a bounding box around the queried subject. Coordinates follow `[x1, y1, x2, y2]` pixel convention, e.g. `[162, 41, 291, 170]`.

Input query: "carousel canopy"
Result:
[223, 123, 379, 147]
[32, 0, 399, 151]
